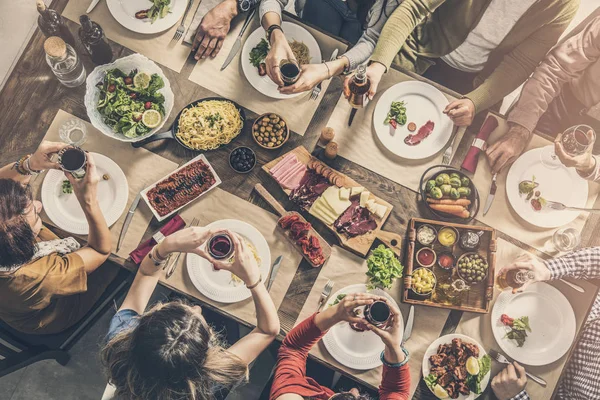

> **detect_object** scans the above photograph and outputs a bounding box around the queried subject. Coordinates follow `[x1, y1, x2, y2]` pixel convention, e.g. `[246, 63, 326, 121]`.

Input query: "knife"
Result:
[483, 173, 498, 216]
[402, 305, 415, 344]
[221, 9, 256, 71]
[266, 255, 283, 291]
[117, 192, 141, 252]
[86, 0, 101, 13]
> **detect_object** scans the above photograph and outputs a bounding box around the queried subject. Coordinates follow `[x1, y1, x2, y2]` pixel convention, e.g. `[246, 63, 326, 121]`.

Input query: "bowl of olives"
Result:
[410, 267, 437, 297]
[229, 146, 256, 174]
[419, 165, 480, 222]
[252, 113, 290, 150]
[456, 253, 489, 285]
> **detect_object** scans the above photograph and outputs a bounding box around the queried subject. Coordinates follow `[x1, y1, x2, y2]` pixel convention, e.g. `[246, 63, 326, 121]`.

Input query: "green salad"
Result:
[366, 245, 403, 290]
[96, 68, 166, 138]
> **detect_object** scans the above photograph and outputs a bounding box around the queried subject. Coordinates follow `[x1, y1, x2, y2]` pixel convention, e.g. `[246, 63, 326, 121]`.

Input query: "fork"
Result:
[489, 349, 547, 386]
[172, 0, 195, 42]
[545, 200, 600, 213]
[316, 280, 334, 311]
[165, 217, 199, 279]
[310, 83, 322, 101]
[441, 127, 459, 165]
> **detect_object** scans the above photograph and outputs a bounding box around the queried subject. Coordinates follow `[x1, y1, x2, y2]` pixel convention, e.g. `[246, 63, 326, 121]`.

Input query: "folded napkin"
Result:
[129, 215, 185, 265]
[461, 115, 499, 174]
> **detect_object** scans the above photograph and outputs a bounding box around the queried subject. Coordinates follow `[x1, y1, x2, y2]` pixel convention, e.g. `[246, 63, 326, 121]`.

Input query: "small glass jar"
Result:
[364, 300, 391, 327]
[59, 119, 87, 146]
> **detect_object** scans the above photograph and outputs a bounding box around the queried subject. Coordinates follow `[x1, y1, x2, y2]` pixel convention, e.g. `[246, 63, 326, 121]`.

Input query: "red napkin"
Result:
[461, 115, 499, 173]
[129, 215, 186, 265]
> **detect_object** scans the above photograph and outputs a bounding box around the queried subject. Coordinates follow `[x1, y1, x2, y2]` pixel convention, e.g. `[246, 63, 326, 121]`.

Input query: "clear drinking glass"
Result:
[553, 227, 580, 252]
[59, 119, 87, 146]
[541, 125, 595, 169]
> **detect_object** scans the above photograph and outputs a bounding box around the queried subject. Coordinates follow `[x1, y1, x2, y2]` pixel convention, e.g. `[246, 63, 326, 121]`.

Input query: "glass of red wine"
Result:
[279, 59, 300, 87]
[208, 233, 233, 260]
[541, 125, 595, 169]
[58, 146, 87, 178]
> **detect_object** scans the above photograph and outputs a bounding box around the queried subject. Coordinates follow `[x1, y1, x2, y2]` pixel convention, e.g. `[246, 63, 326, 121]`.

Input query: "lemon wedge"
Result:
[133, 72, 151, 89]
[466, 356, 480, 375]
[142, 109, 162, 128]
[433, 384, 449, 399]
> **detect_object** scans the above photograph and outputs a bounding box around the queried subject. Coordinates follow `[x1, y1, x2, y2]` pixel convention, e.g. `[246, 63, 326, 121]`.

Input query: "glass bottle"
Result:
[36, 0, 76, 47]
[44, 37, 86, 88]
[348, 64, 371, 109]
[496, 269, 535, 291]
[79, 15, 113, 65]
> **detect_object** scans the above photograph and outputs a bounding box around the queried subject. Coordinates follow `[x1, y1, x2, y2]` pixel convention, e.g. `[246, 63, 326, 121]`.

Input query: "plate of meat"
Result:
[186, 219, 271, 303]
[141, 154, 221, 221]
[322, 284, 402, 370]
[373, 81, 453, 160]
[423, 334, 491, 399]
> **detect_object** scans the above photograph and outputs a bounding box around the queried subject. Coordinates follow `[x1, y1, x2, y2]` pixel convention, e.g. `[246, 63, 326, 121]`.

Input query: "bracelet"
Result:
[24, 156, 43, 176]
[246, 275, 262, 289]
[380, 347, 410, 368]
[12, 155, 32, 176]
[322, 61, 331, 79]
[148, 245, 167, 266]
[266, 24, 283, 44]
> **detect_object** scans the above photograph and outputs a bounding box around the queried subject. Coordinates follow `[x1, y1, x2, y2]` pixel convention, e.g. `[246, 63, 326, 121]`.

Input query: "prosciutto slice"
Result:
[404, 120, 435, 146]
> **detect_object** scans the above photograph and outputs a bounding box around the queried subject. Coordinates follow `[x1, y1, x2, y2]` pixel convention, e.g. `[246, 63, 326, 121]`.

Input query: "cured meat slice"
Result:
[272, 159, 299, 180]
[404, 120, 435, 146]
[276, 163, 305, 185]
[334, 199, 377, 238]
[280, 166, 307, 190]
[270, 154, 297, 175]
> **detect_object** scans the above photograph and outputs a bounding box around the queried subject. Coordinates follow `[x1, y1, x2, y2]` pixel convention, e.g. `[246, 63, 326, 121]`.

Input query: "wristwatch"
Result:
[237, 0, 252, 13]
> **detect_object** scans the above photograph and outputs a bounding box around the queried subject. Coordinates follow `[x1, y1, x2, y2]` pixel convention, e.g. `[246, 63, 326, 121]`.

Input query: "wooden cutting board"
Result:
[254, 184, 331, 267]
[262, 146, 403, 257]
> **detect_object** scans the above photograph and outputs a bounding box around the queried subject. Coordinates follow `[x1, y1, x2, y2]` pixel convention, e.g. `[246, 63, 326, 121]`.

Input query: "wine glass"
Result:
[541, 125, 595, 169]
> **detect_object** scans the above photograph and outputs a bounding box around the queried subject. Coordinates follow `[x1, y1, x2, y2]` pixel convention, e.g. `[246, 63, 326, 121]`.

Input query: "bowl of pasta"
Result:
[85, 53, 174, 143]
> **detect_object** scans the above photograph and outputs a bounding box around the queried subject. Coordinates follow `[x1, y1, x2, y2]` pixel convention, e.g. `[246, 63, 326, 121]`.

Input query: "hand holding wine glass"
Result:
[555, 128, 596, 175]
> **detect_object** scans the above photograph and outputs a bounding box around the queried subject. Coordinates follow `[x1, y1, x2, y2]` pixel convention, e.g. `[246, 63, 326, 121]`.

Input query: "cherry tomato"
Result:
[389, 119, 398, 129]
[124, 77, 133, 85]
[107, 84, 116, 93]
[129, 93, 137, 99]
[144, 101, 152, 109]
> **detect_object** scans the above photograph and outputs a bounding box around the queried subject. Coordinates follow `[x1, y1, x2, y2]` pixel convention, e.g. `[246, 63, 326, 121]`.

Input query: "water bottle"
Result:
[44, 36, 86, 88]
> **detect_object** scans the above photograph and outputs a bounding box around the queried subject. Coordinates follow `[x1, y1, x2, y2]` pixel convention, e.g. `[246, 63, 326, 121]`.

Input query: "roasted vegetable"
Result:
[450, 177, 462, 188]
[461, 177, 470, 187]
[425, 179, 437, 192]
[458, 187, 471, 197]
[450, 188, 460, 200]
[440, 184, 452, 196]
[429, 187, 443, 199]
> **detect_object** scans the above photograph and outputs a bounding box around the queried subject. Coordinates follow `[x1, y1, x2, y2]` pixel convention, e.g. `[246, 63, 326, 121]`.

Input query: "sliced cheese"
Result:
[351, 186, 365, 196]
[366, 199, 377, 213]
[309, 198, 337, 225]
[359, 191, 371, 207]
[374, 204, 387, 219]
[322, 186, 352, 215]
[339, 187, 351, 201]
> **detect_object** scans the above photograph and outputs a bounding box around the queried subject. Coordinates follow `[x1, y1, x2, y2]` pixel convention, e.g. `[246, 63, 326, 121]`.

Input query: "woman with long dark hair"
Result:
[259, 0, 401, 94]
[101, 227, 280, 399]
[0, 141, 117, 334]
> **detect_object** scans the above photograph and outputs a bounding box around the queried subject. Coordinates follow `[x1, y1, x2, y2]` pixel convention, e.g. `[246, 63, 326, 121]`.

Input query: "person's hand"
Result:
[265, 30, 296, 87]
[343, 62, 386, 100]
[364, 299, 402, 349]
[497, 253, 551, 294]
[278, 63, 329, 94]
[491, 362, 528, 400]
[28, 141, 69, 171]
[333, 293, 380, 325]
[65, 152, 98, 207]
[486, 124, 532, 173]
[191, 0, 237, 60]
[197, 230, 261, 286]
[555, 130, 597, 174]
[159, 226, 213, 256]
[444, 98, 476, 127]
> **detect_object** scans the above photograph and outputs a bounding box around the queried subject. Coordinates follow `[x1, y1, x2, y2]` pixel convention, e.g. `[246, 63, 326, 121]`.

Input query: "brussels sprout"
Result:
[458, 187, 472, 197]
[461, 177, 471, 187]
[438, 173, 450, 185]
[450, 177, 462, 188]
[435, 175, 445, 186]
[450, 173, 461, 180]
[425, 180, 437, 192]
[450, 188, 460, 200]
[440, 184, 452, 196]
[429, 187, 443, 199]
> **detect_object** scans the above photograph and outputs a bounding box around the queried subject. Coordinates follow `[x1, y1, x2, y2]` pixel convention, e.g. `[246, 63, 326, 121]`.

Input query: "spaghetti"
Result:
[289, 40, 310, 65]
[176, 100, 243, 150]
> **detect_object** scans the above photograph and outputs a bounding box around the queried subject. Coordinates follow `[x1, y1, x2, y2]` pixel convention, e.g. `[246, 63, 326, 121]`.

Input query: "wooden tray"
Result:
[254, 184, 331, 267]
[403, 218, 497, 314]
[263, 146, 402, 257]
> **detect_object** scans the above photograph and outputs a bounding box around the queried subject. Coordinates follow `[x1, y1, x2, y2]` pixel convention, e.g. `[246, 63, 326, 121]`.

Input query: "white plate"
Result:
[422, 334, 491, 399]
[322, 284, 402, 370]
[241, 22, 322, 100]
[373, 81, 453, 160]
[140, 154, 221, 222]
[491, 282, 576, 366]
[41, 153, 128, 235]
[506, 146, 589, 228]
[84, 54, 174, 143]
[186, 219, 271, 303]
[106, 0, 187, 34]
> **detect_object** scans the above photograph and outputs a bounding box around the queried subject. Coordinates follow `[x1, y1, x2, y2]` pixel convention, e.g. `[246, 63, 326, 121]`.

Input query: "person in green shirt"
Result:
[343, 0, 579, 127]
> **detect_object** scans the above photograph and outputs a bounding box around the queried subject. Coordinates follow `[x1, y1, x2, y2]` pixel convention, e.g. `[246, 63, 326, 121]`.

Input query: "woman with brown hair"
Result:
[101, 227, 280, 400]
[0, 141, 117, 334]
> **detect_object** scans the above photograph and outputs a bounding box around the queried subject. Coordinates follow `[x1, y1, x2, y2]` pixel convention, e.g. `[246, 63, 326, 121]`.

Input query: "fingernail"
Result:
[195, 56, 199, 60]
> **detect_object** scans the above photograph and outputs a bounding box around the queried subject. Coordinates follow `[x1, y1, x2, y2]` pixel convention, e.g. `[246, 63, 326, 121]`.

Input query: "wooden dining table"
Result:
[1, 0, 599, 398]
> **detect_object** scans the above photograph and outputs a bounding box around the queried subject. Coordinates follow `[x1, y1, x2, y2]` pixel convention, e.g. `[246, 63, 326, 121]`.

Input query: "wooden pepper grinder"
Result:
[324, 141, 338, 160]
[320, 127, 335, 145]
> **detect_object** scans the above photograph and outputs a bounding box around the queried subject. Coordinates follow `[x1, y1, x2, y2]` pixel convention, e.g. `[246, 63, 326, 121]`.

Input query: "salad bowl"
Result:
[84, 53, 174, 143]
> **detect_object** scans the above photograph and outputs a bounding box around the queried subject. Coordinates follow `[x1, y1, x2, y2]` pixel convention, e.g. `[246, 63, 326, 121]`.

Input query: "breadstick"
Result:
[426, 198, 471, 206]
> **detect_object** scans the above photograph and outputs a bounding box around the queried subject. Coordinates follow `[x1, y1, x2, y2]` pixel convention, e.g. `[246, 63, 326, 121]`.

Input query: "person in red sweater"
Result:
[270, 293, 411, 400]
